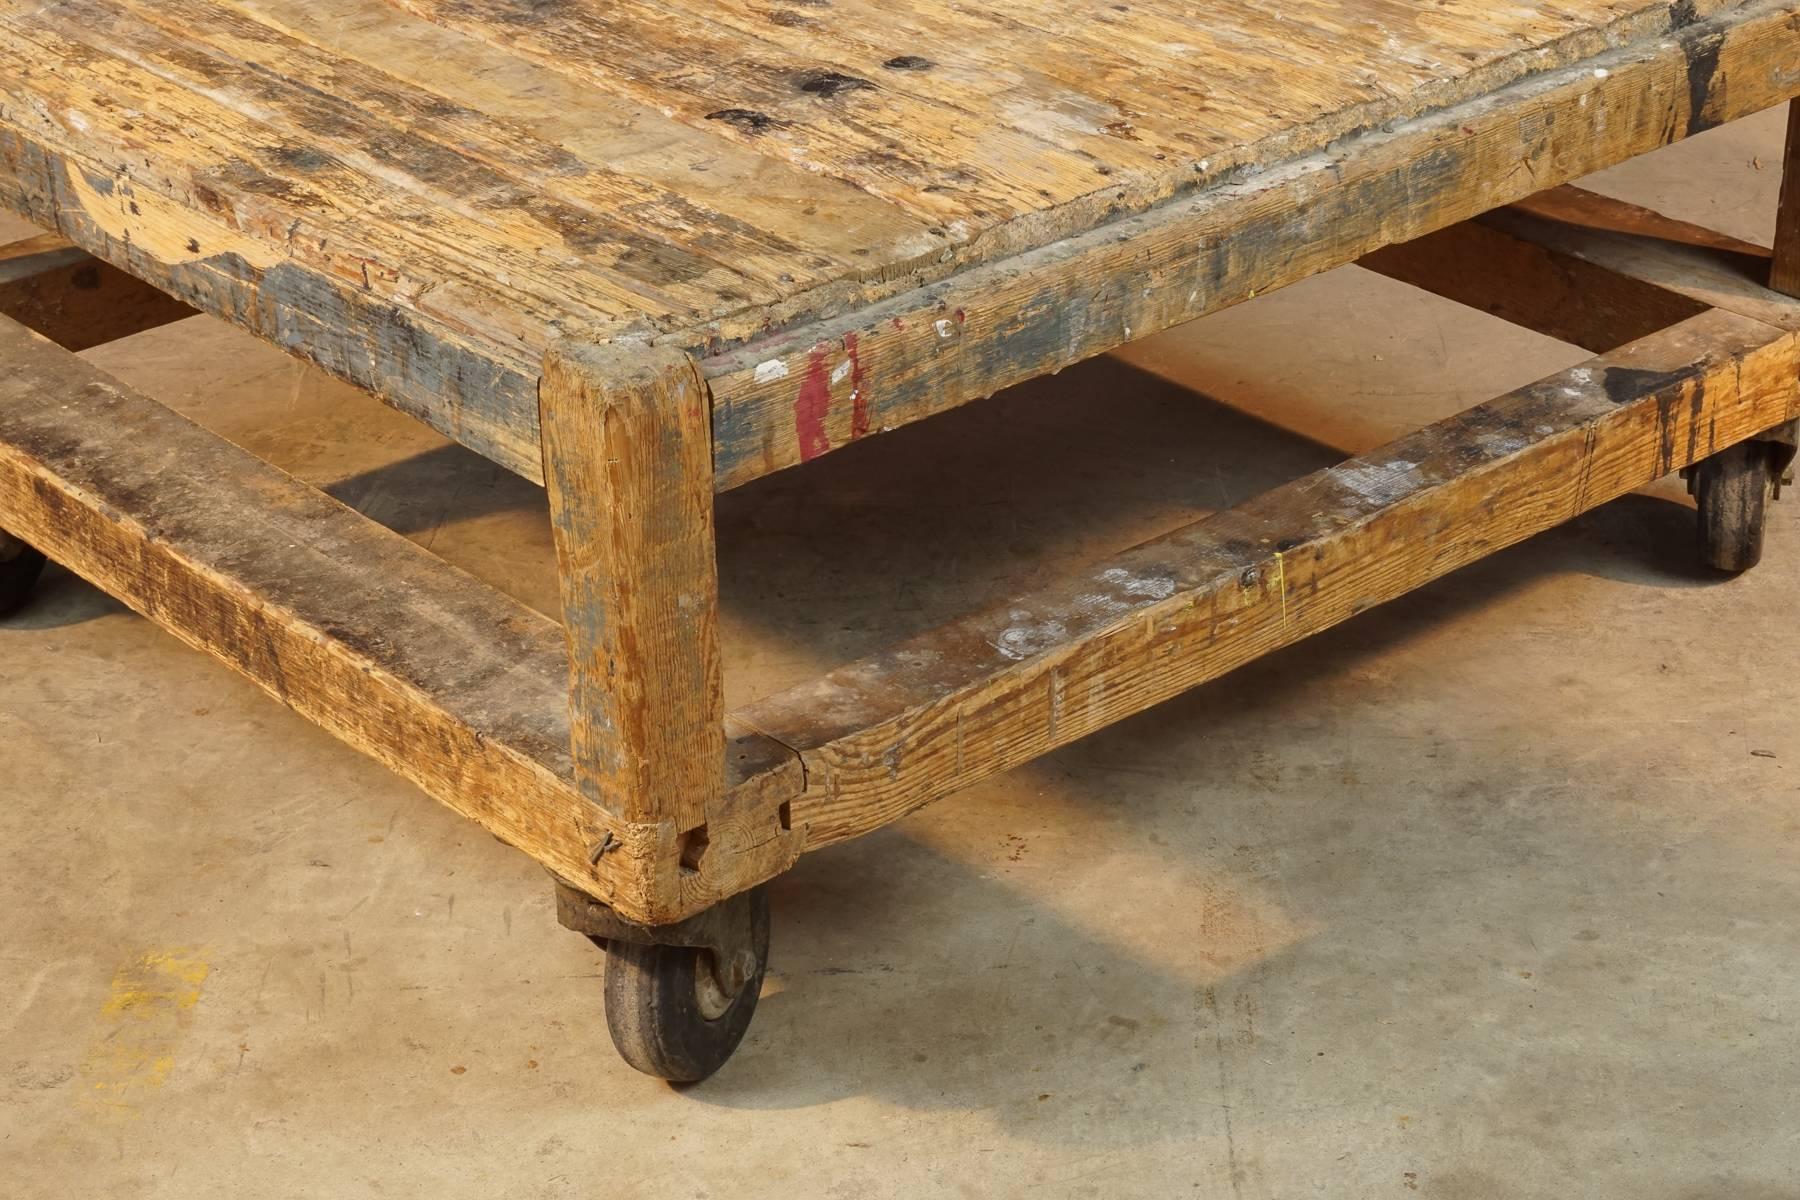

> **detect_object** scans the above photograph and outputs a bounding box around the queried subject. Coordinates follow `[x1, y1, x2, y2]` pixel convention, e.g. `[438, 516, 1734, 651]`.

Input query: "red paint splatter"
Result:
[953, 308, 966, 324]
[845, 332, 871, 439]
[890, 316, 906, 330]
[794, 347, 832, 461]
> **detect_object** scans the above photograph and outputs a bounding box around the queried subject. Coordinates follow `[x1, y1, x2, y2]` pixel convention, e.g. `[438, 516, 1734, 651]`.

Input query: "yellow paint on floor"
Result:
[80, 950, 210, 1118]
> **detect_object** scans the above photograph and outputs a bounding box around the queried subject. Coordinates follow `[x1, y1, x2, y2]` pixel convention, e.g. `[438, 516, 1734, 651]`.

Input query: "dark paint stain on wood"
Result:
[1683, 29, 1726, 136]
[795, 347, 832, 460]
[706, 108, 779, 133]
[882, 55, 934, 71]
[795, 70, 876, 97]
[1601, 363, 1700, 405]
[1684, 376, 1708, 468]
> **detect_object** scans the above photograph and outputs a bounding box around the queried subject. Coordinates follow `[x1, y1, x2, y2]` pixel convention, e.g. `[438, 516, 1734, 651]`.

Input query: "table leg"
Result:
[1771, 100, 1800, 298]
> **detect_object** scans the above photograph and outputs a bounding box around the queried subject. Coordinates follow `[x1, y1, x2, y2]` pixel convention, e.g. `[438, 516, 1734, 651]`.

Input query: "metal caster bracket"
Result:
[554, 878, 760, 997]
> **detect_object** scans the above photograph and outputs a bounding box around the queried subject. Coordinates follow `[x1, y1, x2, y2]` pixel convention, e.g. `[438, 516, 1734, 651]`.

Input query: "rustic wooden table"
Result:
[4, 0, 1800, 1080]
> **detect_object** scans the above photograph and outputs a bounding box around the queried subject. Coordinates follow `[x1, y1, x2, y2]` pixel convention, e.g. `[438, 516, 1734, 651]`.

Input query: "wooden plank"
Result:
[1472, 186, 1800, 336]
[1772, 100, 1800, 297]
[393, 0, 1719, 230]
[0, 312, 795, 923]
[0, 131, 550, 480]
[734, 310, 1800, 851]
[1360, 212, 1713, 353]
[0, 232, 193, 350]
[697, 1, 1800, 488]
[1363, 182, 1800, 350]
[3, 3, 1795, 488]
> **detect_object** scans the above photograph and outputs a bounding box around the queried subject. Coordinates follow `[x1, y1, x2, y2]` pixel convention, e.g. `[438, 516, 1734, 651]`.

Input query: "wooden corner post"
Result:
[1773, 100, 1800, 299]
[540, 343, 724, 872]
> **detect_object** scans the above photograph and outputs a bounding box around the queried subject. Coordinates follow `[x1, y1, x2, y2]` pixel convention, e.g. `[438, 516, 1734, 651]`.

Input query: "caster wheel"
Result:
[602, 886, 769, 1082]
[1692, 440, 1778, 574]
[0, 532, 46, 619]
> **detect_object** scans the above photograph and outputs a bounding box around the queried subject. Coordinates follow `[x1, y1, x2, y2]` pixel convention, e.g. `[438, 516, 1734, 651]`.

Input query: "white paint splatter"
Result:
[992, 610, 1070, 661]
[934, 319, 955, 339]
[753, 359, 789, 384]
[1334, 459, 1425, 505]
[831, 359, 852, 385]
[1476, 430, 1531, 457]
[1098, 567, 1178, 600]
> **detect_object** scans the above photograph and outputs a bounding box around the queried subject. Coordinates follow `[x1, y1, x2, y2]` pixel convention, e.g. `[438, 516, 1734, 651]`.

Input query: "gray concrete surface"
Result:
[4, 108, 1798, 1199]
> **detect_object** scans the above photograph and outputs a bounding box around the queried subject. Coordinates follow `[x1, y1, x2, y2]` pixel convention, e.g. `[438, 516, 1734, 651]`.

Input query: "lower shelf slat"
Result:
[740, 309, 1800, 850]
[0, 314, 670, 912]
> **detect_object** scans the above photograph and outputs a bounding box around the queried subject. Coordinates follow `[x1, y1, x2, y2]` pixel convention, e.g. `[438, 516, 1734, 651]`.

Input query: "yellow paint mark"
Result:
[81, 949, 210, 1119]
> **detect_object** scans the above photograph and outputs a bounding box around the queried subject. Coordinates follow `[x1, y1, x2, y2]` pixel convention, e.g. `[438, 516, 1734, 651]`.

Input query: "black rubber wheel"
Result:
[602, 887, 769, 1083]
[1694, 440, 1776, 574]
[0, 534, 46, 619]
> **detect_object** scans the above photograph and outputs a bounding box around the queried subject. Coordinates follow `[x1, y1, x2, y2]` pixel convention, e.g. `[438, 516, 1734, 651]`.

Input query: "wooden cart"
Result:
[5, 0, 1800, 1081]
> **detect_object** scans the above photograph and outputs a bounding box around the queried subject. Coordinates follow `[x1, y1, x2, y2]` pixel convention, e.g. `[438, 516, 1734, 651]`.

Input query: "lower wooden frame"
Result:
[2, 186, 1799, 925]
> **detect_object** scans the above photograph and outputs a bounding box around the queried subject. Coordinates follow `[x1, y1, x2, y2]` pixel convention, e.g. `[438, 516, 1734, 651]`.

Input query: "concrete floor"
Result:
[5, 109, 1799, 1198]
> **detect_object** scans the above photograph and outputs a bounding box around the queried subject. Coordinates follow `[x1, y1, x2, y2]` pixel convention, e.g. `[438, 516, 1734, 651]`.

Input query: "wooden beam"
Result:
[1501, 187, 1799, 333]
[1771, 100, 1800, 298]
[734, 310, 1800, 851]
[0, 312, 793, 923]
[1360, 208, 1713, 353]
[4, 3, 1798, 490]
[0, 231, 193, 350]
[539, 345, 800, 914]
[540, 343, 724, 836]
[0, 132, 546, 480]
[696, 0, 1800, 488]
[1366, 185, 1800, 353]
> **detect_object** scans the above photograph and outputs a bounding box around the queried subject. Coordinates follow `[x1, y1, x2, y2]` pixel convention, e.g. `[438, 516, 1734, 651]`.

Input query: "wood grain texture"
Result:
[538, 343, 800, 921]
[0, 312, 794, 923]
[540, 345, 725, 833]
[0, 232, 193, 350]
[700, 2, 1800, 486]
[735, 310, 1800, 851]
[1772, 101, 1800, 297]
[0, 0, 1793, 484]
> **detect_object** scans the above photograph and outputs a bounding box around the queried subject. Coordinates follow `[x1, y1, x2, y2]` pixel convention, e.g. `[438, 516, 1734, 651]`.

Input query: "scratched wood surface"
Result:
[0, 0, 1784, 481]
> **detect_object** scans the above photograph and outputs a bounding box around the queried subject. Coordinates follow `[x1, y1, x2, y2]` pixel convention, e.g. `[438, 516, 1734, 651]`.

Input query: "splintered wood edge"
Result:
[731, 309, 1800, 855]
[0, 312, 795, 923]
[695, 0, 1800, 489]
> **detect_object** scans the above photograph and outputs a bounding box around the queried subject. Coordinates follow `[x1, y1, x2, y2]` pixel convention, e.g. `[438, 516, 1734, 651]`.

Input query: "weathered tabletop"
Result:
[0, 0, 1789, 483]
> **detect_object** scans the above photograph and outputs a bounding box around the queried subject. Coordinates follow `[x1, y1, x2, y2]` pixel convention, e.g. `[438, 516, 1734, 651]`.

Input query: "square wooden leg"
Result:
[1772, 100, 1800, 298]
[539, 344, 725, 842]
